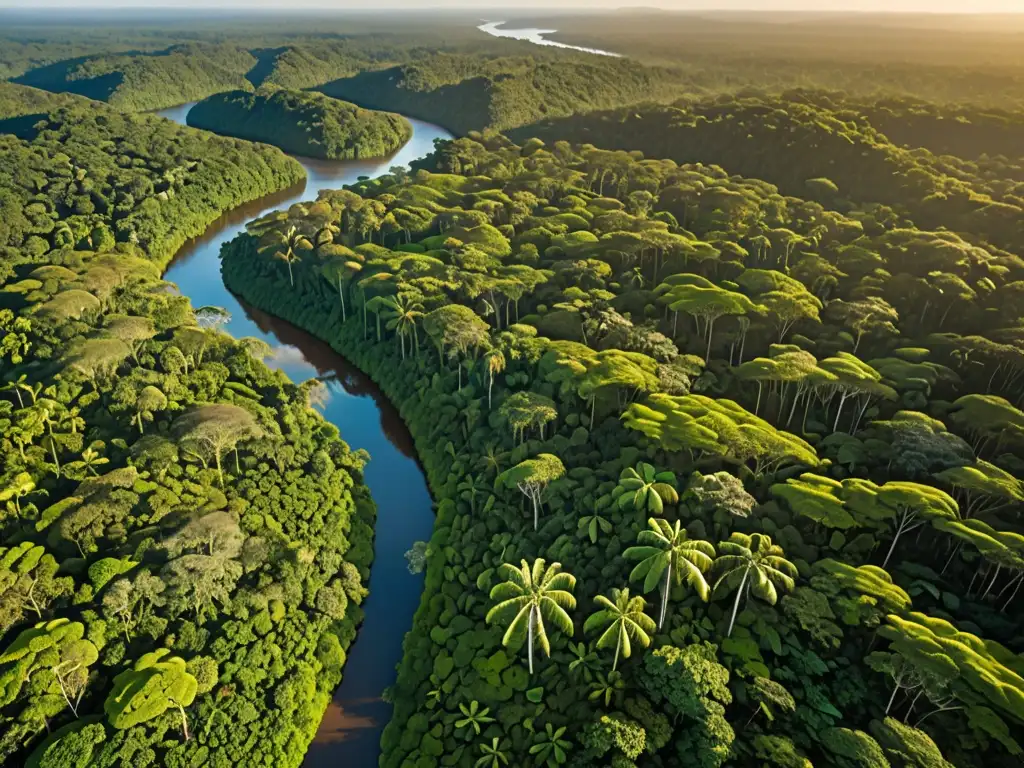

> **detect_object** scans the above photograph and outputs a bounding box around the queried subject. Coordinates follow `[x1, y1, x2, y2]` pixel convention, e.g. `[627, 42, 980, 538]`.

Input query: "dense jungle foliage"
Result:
[7, 11, 1021, 124]
[220, 125, 1024, 768]
[317, 54, 686, 136]
[3, 9, 1024, 768]
[187, 88, 412, 161]
[0, 91, 304, 268]
[512, 92, 1024, 258]
[13, 44, 259, 114]
[0, 88, 377, 767]
[517, 11, 1024, 109]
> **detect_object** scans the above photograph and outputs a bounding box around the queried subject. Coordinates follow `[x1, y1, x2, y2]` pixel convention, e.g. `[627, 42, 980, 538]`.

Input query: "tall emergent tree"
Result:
[713, 532, 797, 636]
[624, 518, 716, 630]
[486, 559, 577, 674]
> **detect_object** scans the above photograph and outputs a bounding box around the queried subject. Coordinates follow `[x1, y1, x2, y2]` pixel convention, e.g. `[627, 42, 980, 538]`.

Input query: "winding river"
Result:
[155, 102, 453, 766]
[478, 20, 620, 57]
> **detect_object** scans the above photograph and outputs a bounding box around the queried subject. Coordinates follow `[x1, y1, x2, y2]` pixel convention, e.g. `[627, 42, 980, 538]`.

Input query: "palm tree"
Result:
[484, 348, 506, 410]
[712, 532, 798, 637]
[383, 293, 424, 360]
[363, 295, 390, 342]
[272, 226, 312, 287]
[486, 559, 576, 675]
[475, 737, 510, 768]
[320, 257, 362, 323]
[454, 700, 495, 738]
[584, 587, 655, 671]
[624, 517, 716, 630]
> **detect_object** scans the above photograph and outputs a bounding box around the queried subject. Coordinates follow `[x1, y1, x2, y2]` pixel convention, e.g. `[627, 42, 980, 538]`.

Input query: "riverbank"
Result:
[156, 102, 452, 766]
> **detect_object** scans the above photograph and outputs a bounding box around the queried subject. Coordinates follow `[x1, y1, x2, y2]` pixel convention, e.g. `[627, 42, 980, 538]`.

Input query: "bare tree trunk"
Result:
[658, 561, 672, 630]
[727, 569, 749, 637]
[178, 703, 191, 741]
[528, 608, 535, 675]
[885, 671, 904, 715]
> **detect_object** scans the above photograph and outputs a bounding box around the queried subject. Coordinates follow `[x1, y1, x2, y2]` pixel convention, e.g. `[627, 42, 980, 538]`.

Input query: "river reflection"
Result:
[238, 299, 419, 461]
[155, 102, 451, 766]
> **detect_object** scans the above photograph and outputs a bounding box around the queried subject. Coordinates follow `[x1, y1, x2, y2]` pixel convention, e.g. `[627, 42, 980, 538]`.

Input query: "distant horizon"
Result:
[1, 1, 1023, 14]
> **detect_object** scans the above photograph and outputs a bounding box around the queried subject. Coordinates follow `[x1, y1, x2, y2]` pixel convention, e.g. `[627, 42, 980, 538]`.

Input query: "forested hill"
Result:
[0, 83, 88, 120]
[510, 92, 1024, 257]
[0, 83, 376, 767]
[13, 44, 257, 112]
[318, 54, 686, 135]
[187, 88, 412, 161]
[0, 101, 304, 268]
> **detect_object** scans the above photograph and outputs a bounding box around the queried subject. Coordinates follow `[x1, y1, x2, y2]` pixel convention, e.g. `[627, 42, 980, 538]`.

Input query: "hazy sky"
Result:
[0, 0, 1022, 11]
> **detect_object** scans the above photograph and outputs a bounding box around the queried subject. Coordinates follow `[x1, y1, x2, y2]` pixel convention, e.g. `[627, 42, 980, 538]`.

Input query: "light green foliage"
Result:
[583, 587, 656, 671]
[496, 454, 565, 530]
[176, 82, 1024, 768]
[640, 643, 734, 767]
[713, 532, 798, 636]
[822, 727, 892, 768]
[486, 559, 576, 674]
[935, 460, 1024, 517]
[104, 648, 197, 730]
[944, 394, 1024, 465]
[613, 462, 679, 515]
[870, 718, 956, 768]
[877, 613, 1024, 726]
[0, 618, 97, 708]
[623, 393, 820, 473]
[499, 391, 558, 443]
[814, 559, 913, 615]
[753, 734, 813, 768]
[625, 517, 715, 629]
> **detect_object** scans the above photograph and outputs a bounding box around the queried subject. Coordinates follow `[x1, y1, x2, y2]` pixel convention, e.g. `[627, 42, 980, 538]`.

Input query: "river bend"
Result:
[156, 102, 452, 766]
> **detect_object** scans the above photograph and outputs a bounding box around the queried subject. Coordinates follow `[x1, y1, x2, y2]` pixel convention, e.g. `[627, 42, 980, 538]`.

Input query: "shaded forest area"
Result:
[187, 88, 411, 161]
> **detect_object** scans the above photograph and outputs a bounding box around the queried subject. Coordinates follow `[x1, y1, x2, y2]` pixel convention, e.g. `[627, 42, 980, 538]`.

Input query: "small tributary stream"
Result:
[155, 102, 453, 766]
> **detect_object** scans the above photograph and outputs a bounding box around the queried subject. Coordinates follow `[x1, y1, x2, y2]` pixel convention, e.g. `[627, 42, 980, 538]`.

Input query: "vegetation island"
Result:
[187, 88, 412, 161]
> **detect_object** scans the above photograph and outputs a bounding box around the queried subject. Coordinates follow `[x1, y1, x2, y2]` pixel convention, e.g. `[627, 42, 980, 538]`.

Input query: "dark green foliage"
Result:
[0, 86, 373, 768]
[14, 44, 257, 112]
[320, 54, 688, 136]
[188, 88, 412, 161]
[10, 15, 1021, 768]
[0, 98, 303, 268]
